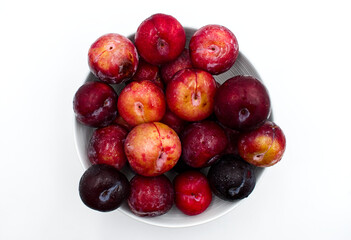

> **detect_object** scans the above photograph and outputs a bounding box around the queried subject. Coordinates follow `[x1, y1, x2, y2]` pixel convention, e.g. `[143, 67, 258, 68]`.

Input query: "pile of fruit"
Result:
[73, 13, 286, 217]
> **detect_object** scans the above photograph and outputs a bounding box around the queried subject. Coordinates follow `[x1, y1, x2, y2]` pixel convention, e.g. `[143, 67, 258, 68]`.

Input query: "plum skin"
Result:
[117, 80, 166, 127]
[207, 154, 256, 201]
[238, 121, 286, 167]
[124, 122, 182, 177]
[160, 48, 193, 85]
[135, 13, 186, 65]
[127, 174, 174, 217]
[189, 24, 239, 75]
[166, 68, 217, 122]
[181, 121, 228, 168]
[214, 75, 271, 131]
[73, 81, 118, 128]
[130, 58, 164, 89]
[79, 164, 130, 212]
[174, 170, 212, 216]
[87, 125, 128, 170]
[88, 33, 139, 84]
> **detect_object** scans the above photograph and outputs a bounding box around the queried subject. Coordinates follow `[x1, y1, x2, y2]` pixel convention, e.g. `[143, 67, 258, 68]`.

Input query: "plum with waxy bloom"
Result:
[189, 25, 239, 75]
[88, 33, 139, 84]
[73, 81, 117, 128]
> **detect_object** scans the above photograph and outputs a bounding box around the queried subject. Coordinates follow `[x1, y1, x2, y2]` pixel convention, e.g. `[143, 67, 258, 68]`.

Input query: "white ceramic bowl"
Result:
[74, 27, 267, 227]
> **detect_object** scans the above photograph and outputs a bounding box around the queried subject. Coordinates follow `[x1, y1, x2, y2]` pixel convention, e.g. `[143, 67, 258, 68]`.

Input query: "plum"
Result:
[117, 80, 166, 127]
[87, 125, 128, 170]
[131, 58, 164, 89]
[88, 33, 139, 84]
[207, 154, 256, 201]
[214, 75, 271, 131]
[79, 164, 130, 212]
[238, 121, 286, 167]
[160, 48, 193, 85]
[174, 170, 212, 216]
[166, 68, 217, 122]
[135, 13, 186, 65]
[189, 25, 239, 75]
[128, 174, 174, 217]
[160, 107, 187, 135]
[73, 81, 117, 128]
[181, 121, 228, 168]
[124, 122, 181, 177]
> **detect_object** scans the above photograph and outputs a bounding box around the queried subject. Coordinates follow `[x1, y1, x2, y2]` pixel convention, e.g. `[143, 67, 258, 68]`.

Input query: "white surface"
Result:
[1, 0, 350, 239]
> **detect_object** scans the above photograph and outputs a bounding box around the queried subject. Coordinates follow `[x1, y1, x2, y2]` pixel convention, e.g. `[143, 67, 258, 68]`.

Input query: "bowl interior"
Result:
[74, 27, 267, 227]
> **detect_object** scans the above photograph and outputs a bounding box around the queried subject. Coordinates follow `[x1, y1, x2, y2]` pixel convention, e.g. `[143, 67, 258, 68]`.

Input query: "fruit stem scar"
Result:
[134, 101, 146, 122]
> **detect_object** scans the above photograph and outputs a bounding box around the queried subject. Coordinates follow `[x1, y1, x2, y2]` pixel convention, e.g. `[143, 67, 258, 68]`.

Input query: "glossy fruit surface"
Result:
[214, 75, 270, 131]
[174, 170, 212, 215]
[124, 122, 181, 176]
[79, 164, 130, 212]
[189, 25, 239, 75]
[131, 58, 164, 89]
[135, 13, 186, 65]
[181, 121, 228, 168]
[88, 33, 139, 84]
[166, 68, 216, 122]
[238, 121, 286, 167]
[73, 81, 117, 128]
[117, 80, 166, 127]
[160, 48, 193, 85]
[207, 154, 256, 201]
[128, 174, 174, 217]
[88, 125, 128, 170]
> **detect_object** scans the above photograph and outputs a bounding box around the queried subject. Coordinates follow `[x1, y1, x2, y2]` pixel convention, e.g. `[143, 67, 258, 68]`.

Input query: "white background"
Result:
[1, 0, 350, 239]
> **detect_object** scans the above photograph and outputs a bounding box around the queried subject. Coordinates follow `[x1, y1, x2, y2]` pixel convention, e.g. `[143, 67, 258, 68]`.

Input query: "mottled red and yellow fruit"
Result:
[189, 25, 239, 75]
[88, 125, 128, 170]
[166, 68, 216, 122]
[88, 33, 139, 84]
[117, 80, 166, 127]
[238, 121, 286, 167]
[124, 122, 181, 176]
[135, 13, 186, 65]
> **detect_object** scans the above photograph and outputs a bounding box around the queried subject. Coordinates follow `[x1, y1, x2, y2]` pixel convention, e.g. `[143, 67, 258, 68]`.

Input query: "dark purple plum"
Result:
[73, 81, 118, 128]
[207, 154, 256, 201]
[214, 75, 270, 131]
[79, 164, 130, 212]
